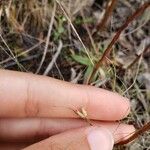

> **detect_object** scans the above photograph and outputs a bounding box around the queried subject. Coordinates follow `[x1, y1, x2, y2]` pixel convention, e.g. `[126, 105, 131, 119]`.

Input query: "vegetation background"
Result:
[0, 0, 149, 149]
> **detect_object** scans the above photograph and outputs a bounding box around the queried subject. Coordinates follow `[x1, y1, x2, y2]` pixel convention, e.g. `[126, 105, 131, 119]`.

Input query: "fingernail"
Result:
[87, 128, 114, 150]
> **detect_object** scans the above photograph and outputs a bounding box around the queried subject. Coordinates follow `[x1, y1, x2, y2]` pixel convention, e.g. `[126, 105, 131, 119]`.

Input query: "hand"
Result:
[0, 70, 134, 150]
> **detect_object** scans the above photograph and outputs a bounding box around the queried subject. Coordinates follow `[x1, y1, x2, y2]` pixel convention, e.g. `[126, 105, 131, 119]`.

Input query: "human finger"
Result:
[23, 126, 114, 150]
[0, 118, 135, 143]
[0, 69, 130, 120]
[0, 142, 32, 150]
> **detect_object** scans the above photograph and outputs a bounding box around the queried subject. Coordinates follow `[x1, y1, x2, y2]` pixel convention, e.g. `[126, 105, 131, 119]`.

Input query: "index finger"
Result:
[0, 69, 130, 120]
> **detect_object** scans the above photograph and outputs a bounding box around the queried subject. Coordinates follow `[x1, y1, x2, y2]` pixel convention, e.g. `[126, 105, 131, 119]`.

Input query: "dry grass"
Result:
[0, 0, 150, 149]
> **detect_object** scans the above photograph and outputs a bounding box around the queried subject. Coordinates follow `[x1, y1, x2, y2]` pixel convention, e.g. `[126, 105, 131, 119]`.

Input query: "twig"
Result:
[3, 53, 41, 68]
[81, 11, 97, 54]
[0, 34, 26, 71]
[0, 41, 43, 65]
[116, 121, 150, 145]
[123, 54, 142, 95]
[54, 61, 64, 80]
[87, 2, 150, 84]
[55, 0, 94, 66]
[36, 2, 56, 74]
[43, 40, 63, 76]
[127, 44, 150, 69]
[96, 0, 118, 31]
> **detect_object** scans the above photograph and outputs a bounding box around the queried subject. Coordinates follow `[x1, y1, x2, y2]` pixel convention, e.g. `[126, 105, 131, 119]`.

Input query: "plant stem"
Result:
[116, 121, 150, 145]
[96, 0, 118, 31]
[87, 2, 150, 84]
[127, 44, 150, 69]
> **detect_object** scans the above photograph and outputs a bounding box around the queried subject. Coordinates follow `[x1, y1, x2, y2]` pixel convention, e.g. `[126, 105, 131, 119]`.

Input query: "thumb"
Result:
[24, 127, 114, 150]
[88, 127, 114, 150]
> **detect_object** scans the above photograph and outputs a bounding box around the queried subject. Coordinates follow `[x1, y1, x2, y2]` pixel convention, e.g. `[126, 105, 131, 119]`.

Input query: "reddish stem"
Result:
[116, 121, 150, 145]
[87, 2, 150, 84]
[97, 0, 118, 31]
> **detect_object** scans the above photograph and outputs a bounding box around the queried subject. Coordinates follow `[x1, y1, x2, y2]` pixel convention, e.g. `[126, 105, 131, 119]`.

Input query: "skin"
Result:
[0, 69, 135, 149]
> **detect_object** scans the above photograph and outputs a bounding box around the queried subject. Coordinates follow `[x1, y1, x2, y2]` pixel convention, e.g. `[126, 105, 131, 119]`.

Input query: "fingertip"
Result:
[116, 95, 131, 120]
[85, 87, 131, 120]
[87, 127, 114, 150]
[115, 124, 136, 143]
[105, 90, 131, 120]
